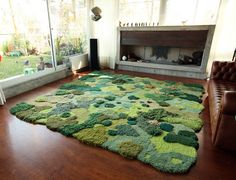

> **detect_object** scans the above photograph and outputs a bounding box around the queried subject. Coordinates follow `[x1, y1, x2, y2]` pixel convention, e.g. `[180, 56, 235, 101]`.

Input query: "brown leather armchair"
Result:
[208, 61, 236, 151]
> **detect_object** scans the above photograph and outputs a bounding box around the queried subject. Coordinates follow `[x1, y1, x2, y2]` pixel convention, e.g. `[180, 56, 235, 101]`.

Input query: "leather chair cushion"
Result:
[211, 61, 236, 82]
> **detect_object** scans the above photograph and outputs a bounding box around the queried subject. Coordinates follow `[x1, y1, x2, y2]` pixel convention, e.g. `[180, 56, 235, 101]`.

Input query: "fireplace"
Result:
[116, 25, 215, 79]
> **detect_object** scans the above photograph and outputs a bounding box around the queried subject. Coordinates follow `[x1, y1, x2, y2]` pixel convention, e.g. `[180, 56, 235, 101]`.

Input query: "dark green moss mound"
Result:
[127, 117, 136, 121]
[15, 105, 51, 123]
[96, 100, 105, 104]
[79, 74, 99, 81]
[160, 123, 174, 132]
[139, 108, 177, 121]
[115, 125, 139, 137]
[59, 112, 111, 136]
[165, 81, 176, 86]
[136, 116, 162, 136]
[60, 82, 101, 92]
[145, 93, 173, 105]
[55, 90, 70, 96]
[71, 90, 84, 95]
[89, 113, 110, 122]
[94, 100, 105, 108]
[164, 133, 199, 149]
[119, 113, 128, 119]
[145, 124, 162, 136]
[66, 115, 77, 121]
[181, 93, 201, 103]
[119, 141, 143, 159]
[108, 129, 118, 136]
[10, 102, 35, 115]
[104, 103, 115, 108]
[59, 123, 86, 136]
[60, 83, 81, 90]
[117, 85, 126, 91]
[127, 117, 137, 125]
[158, 101, 170, 107]
[101, 120, 112, 126]
[178, 130, 198, 141]
[128, 95, 139, 100]
[60, 112, 71, 118]
[127, 120, 137, 125]
[74, 126, 108, 146]
[112, 78, 128, 84]
[160, 88, 201, 103]
[15, 109, 37, 122]
[105, 96, 116, 101]
[136, 109, 176, 136]
[93, 104, 100, 108]
[183, 83, 203, 89]
[143, 79, 151, 84]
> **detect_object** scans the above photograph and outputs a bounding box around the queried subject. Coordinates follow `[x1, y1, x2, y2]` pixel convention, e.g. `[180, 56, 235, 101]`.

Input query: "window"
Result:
[49, 0, 88, 66]
[0, 0, 88, 81]
[119, 0, 220, 25]
[119, 0, 160, 24]
[0, 0, 53, 80]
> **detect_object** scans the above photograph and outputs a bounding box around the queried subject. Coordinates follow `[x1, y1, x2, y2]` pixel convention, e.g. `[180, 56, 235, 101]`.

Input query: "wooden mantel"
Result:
[116, 25, 215, 79]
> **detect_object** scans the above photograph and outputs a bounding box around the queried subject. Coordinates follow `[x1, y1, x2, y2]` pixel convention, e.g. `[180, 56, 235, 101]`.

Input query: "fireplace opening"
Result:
[120, 45, 204, 66]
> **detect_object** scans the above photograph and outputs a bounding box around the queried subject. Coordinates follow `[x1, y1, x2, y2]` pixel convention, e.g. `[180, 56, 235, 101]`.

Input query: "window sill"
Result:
[0, 64, 67, 89]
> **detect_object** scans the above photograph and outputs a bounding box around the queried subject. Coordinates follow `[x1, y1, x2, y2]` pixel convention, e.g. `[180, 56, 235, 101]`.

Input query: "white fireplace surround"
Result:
[116, 25, 215, 79]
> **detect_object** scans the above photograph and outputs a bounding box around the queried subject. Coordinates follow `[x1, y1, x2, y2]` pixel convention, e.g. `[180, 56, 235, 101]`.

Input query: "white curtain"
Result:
[207, 0, 236, 75]
[0, 85, 6, 105]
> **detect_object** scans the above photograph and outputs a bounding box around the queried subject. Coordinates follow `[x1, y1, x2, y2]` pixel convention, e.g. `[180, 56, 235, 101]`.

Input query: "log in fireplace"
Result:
[116, 25, 215, 79]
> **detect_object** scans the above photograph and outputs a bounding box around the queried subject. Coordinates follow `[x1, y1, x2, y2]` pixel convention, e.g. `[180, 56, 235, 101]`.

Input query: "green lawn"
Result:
[0, 54, 51, 80]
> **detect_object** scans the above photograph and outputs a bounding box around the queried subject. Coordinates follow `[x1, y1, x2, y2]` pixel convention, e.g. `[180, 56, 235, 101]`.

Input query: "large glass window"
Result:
[0, 0, 53, 80]
[49, 0, 88, 66]
[119, 0, 160, 24]
[0, 0, 88, 81]
[119, 0, 220, 25]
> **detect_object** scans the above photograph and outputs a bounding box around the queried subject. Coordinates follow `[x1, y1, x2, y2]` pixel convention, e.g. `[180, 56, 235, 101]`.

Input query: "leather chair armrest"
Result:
[221, 91, 236, 115]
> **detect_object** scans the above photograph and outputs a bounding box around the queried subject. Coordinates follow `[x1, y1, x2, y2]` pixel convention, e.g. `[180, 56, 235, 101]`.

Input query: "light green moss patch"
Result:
[163, 116, 203, 132]
[73, 126, 108, 146]
[151, 132, 197, 158]
[119, 141, 143, 159]
[171, 158, 182, 164]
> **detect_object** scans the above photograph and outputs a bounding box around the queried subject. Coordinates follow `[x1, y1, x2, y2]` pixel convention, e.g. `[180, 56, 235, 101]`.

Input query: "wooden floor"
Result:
[0, 70, 236, 180]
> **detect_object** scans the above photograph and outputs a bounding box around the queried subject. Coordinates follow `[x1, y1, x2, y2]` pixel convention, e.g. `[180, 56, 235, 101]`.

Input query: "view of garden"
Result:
[0, 0, 87, 80]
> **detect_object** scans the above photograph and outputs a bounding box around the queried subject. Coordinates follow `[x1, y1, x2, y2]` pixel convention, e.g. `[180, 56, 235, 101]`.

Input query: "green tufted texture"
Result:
[10, 71, 204, 173]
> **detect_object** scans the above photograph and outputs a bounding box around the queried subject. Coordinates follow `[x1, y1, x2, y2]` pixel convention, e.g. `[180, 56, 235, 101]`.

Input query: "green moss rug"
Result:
[10, 71, 204, 173]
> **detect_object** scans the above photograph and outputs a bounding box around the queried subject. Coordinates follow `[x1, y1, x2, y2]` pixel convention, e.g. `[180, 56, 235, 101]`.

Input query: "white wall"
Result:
[90, 0, 118, 69]
[89, 0, 236, 74]
[207, 0, 236, 75]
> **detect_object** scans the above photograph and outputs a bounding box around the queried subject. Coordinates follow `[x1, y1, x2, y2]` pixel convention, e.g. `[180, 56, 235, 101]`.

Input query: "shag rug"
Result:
[10, 71, 204, 173]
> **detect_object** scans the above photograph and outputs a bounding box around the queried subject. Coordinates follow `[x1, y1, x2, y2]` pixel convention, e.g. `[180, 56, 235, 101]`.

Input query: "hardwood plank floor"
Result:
[0, 70, 236, 180]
